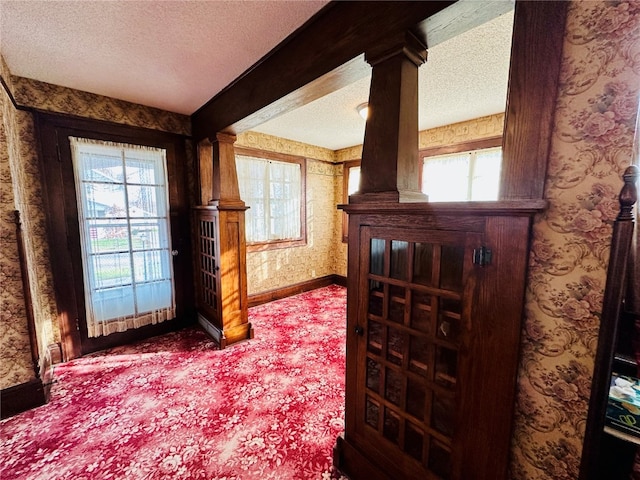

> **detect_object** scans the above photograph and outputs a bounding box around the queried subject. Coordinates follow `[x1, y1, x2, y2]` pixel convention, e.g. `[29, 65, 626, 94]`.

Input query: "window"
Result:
[422, 146, 502, 202]
[70, 137, 175, 337]
[342, 161, 361, 242]
[235, 148, 306, 249]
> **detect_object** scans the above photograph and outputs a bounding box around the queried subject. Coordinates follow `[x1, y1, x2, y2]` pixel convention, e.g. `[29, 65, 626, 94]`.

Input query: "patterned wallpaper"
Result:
[11, 77, 190, 136]
[0, 59, 193, 390]
[510, 2, 640, 478]
[236, 133, 340, 294]
[418, 113, 504, 149]
[0, 61, 35, 389]
[236, 131, 336, 163]
[2, 4, 639, 477]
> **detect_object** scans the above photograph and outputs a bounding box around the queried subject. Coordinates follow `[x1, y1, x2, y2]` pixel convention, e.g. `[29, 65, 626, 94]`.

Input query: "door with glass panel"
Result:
[351, 225, 480, 479]
[69, 138, 177, 350]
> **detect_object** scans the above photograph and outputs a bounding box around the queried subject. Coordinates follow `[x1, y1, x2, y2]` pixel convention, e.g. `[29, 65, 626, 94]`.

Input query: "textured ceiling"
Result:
[0, 0, 330, 114]
[0, 1, 513, 151]
[253, 9, 514, 150]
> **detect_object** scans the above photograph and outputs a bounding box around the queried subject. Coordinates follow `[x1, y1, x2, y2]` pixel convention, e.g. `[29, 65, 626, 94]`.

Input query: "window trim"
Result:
[235, 146, 307, 252]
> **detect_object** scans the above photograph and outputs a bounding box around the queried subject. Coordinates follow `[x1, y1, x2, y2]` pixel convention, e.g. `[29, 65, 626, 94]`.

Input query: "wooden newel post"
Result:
[193, 133, 253, 348]
[351, 30, 428, 204]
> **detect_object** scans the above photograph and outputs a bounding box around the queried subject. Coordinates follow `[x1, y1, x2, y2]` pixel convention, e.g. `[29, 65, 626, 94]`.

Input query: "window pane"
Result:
[236, 155, 302, 243]
[422, 147, 502, 202]
[71, 137, 175, 331]
[471, 148, 502, 200]
[348, 166, 360, 195]
[422, 153, 470, 202]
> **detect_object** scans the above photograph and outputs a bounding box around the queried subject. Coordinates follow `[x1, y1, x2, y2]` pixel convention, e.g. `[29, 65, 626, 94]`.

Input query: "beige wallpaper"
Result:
[1, 59, 193, 390]
[236, 131, 336, 162]
[510, 2, 640, 478]
[1, 60, 35, 389]
[418, 112, 504, 149]
[11, 77, 190, 136]
[236, 132, 340, 294]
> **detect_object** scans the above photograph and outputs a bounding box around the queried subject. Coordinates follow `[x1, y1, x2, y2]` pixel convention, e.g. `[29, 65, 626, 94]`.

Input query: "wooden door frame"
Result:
[35, 111, 194, 360]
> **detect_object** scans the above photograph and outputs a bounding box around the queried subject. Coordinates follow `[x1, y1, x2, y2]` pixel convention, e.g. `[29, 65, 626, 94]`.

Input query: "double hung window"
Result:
[235, 149, 306, 249]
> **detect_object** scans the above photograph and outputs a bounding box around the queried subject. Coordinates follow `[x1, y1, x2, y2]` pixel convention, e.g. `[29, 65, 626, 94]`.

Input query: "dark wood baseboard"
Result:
[1, 378, 46, 419]
[248, 274, 347, 307]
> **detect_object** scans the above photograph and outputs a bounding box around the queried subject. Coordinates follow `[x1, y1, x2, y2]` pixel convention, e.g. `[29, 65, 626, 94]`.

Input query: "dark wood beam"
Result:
[191, 1, 456, 141]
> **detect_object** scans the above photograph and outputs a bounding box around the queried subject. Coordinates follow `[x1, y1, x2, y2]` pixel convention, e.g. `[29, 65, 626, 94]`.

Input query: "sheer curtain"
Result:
[70, 137, 175, 337]
[236, 155, 301, 242]
[422, 147, 502, 202]
[423, 153, 471, 201]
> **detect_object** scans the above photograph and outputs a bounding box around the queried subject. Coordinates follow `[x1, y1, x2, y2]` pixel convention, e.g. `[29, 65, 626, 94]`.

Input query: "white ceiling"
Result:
[0, 1, 514, 151]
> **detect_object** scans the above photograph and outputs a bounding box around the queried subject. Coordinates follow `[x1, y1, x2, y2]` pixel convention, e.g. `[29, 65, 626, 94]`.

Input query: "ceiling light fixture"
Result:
[356, 102, 369, 120]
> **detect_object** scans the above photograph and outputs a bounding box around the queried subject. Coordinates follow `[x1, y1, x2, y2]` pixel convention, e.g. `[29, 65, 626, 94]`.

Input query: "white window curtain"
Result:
[470, 148, 502, 201]
[347, 165, 361, 195]
[70, 137, 175, 337]
[236, 155, 301, 243]
[423, 153, 471, 201]
[422, 147, 502, 202]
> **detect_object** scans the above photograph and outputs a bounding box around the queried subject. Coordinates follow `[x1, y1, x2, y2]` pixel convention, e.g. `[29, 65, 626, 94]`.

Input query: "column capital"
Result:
[365, 30, 427, 68]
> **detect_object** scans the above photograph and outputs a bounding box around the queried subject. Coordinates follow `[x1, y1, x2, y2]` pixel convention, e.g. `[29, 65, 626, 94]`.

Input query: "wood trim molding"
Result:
[0, 73, 20, 110]
[1, 378, 46, 420]
[500, 1, 568, 200]
[248, 275, 346, 308]
[419, 136, 502, 158]
[35, 111, 193, 360]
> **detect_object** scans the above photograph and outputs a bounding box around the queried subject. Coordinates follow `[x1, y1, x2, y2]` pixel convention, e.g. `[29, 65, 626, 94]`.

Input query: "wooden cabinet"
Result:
[334, 201, 544, 480]
[192, 205, 253, 348]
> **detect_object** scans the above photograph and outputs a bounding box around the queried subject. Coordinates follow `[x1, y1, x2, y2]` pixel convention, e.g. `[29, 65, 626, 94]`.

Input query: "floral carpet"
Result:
[1, 285, 348, 480]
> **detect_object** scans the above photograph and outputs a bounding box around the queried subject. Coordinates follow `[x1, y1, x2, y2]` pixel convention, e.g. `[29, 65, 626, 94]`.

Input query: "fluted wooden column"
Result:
[194, 133, 252, 348]
[350, 31, 428, 204]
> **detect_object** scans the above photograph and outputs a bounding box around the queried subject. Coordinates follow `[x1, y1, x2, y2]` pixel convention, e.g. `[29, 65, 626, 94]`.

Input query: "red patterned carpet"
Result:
[1, 285, 348, 480]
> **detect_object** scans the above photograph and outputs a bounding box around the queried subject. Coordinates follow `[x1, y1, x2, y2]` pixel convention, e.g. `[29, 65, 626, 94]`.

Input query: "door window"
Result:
[70, 137, 175, 337]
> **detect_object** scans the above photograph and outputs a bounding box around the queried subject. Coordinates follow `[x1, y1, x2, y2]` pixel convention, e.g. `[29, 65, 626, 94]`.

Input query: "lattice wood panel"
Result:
[360, 229, 474, 479]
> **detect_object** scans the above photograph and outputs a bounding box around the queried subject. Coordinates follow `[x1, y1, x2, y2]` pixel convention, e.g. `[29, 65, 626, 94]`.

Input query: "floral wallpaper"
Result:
[510, 2, 640, 478]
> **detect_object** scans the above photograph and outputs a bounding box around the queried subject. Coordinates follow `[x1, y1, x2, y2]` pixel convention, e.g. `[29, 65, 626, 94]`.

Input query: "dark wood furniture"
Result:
[334, 201, 544, 479]
[193, 133, 253, 348]
[580, 165, 639, 479]
[188, 1, 567, 477]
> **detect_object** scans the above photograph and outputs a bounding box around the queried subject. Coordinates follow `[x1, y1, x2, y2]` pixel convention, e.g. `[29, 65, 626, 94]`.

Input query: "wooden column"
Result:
[193, 133, 253, 348]
[350, 31, 428, 204]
